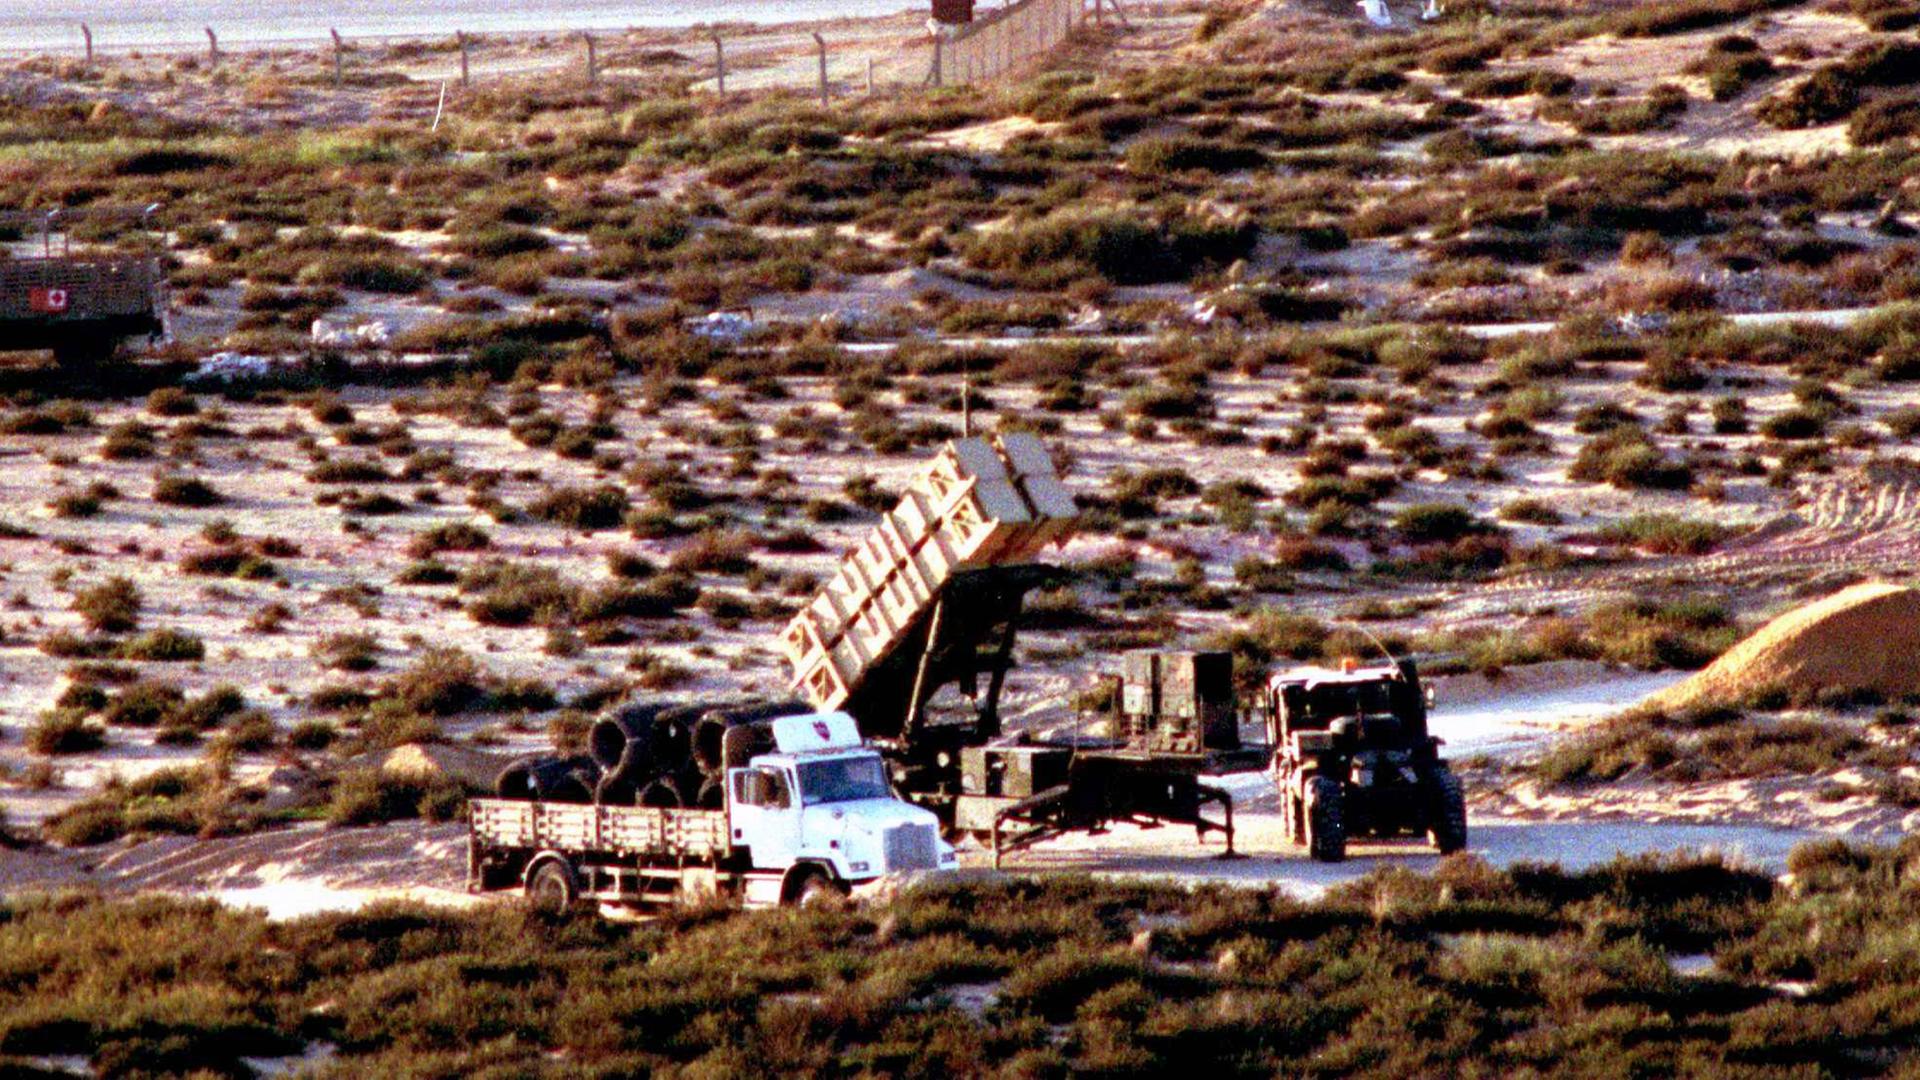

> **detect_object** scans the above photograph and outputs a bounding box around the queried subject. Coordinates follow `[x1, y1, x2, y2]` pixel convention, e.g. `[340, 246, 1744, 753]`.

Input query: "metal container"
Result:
[961, 745, 1071, 798]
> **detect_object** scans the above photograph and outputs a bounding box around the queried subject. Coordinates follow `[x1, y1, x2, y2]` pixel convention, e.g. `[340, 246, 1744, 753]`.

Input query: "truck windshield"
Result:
[1312, 682, 1397, 718]
[797, 757, 890, 804]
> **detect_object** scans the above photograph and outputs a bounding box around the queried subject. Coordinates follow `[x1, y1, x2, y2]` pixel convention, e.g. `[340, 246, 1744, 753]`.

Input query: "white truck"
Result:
[467, 713, 957, 912]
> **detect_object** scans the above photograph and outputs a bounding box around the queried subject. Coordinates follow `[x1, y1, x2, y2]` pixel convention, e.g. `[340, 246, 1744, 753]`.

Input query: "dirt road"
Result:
[973, 814, 1824, 898]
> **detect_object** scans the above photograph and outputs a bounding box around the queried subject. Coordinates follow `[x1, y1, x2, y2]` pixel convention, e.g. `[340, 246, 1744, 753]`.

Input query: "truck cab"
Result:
[728, 713, 957, 899]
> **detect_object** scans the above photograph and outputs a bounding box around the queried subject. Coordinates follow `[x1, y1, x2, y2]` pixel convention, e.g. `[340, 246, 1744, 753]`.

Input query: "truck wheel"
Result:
[1429, 769, 1468, 855]
[1305, 775, 1346, 863]
[52, 336, 115, 371]
[789, 869, 843, 909]
[526, 860, 578, 915]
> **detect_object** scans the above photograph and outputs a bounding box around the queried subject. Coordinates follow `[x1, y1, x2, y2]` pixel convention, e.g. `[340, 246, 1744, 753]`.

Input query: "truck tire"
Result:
[589, 703, 666, 775]
[695, 699, 812, 773]
[788, 868, 844, 909]
[593, 774, 636, 806]
[1429, 769, 1468, 855]
[1305, 775, 1346, 863]
[694, 776, 726, 810]
[693, 715, 731, 776]
[529, 757, 597, 804]
[495, 756, 540, 799]
[721, 722, 777, 771]
[52, 335, 116, 371]
[637, 778, 682, 808]
[526, 860, 579, 915]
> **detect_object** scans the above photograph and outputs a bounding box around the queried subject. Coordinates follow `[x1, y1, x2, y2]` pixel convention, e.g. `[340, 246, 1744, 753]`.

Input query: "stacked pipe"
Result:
[496, 697, 810, 808]
[778, 434, 1077, 712]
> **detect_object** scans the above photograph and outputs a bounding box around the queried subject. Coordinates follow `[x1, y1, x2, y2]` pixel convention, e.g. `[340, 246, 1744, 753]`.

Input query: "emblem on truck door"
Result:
[29, 288, 68, 313]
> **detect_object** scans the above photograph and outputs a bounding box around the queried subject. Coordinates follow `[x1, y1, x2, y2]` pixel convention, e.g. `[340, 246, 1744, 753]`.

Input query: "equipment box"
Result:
[961, 745, 1071, 798]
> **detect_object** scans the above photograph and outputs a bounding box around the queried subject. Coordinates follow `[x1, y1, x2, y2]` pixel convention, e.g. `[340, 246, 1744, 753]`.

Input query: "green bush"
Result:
[1600, 514, 1729, 555]
[1498, 498, 1563, 525]
[529, 485, 631, 531]
[408, 522, 491, 557]
[1568, 431, 1693, 491]
[964, 208, 1255, 285]
[152, 475, 224, 507]
[116, 629, 206, 662]
[317, 632, 381, 672]
[1760, 408, 1827, 440]
[1392, 503, 1491, 544]
[1757, 68, 1860, 129]
[328, 769, 467, 826]
[73, 577, 141, 634]
[27, 710, 104, 754]
[1124, 136, 1265, 175]
[299, 254, 432, 293]
[383, 649, 487, 716]
[1850, 94, 1920, 145]
[1610, 0, 1799, 36]
[102, 681, 186, 727]
[287, 719, 339, 750]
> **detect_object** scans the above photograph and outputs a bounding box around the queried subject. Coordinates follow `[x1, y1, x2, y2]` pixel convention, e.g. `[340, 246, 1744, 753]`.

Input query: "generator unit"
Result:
[1118, 650, 1238, 753]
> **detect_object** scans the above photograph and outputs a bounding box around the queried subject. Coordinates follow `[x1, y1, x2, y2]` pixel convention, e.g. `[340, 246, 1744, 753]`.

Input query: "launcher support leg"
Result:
[979, 611, 1019, 739]
[1199, 784, 1242, 860]
[901, 595, 946, 741]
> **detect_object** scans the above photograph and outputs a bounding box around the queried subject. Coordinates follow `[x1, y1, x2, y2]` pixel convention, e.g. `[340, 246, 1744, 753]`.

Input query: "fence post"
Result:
[330, 28, 345, 86]
[80, 24, 92, 69]
[582, 32, 597, 85]
[457, 31, 471, 87]
[867, 58, 874, 95]
[712, 34, 725, 93]
[204, 26, 219, 65]
[931, 34, 942, 87]
[812, 32, 828, 107]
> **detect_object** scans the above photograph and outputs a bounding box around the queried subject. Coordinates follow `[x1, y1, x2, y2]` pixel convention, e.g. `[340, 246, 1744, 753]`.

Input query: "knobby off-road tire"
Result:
[1305, 775, 1346, 863]
[1429, 769, 1468, 855]
[527, 861, 579, 915]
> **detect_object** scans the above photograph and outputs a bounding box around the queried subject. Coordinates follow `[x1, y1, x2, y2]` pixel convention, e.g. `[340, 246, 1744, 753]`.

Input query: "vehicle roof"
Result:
[754, 746, 881, 766]
[1269, 665, 1404, 690]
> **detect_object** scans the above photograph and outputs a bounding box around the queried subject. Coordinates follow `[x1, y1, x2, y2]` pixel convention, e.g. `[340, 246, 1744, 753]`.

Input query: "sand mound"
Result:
[1648, 582, 1920, 711]
[378, 743, 508, 793]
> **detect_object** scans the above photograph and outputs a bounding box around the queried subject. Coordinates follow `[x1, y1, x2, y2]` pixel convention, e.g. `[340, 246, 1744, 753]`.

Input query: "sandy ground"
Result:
[0, 819, 475, 919]
[979, 814, 1823, 897]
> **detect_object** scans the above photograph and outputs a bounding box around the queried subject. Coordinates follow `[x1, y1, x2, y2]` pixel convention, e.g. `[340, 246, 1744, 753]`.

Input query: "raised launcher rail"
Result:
[778, 435, 1077, 794]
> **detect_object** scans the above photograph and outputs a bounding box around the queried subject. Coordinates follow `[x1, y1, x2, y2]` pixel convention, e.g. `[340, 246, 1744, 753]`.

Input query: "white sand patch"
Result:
[1436, 668, 1688, 760]
[920, 116, 1064, 153]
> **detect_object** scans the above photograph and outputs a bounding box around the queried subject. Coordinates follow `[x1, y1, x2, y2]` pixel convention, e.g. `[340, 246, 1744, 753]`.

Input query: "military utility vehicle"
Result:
[0, 207, 167, 367]
[1264, 659, 1466, 862]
